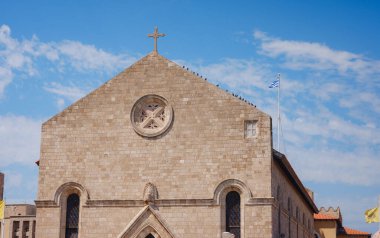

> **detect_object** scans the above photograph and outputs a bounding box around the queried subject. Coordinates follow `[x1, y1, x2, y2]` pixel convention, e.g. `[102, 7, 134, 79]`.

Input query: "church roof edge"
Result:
[273, 150, 318, 213]
[42, 50, 265, 127]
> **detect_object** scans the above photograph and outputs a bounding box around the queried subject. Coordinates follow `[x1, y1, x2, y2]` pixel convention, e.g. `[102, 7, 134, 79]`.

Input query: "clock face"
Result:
[130, 95, 173, 137]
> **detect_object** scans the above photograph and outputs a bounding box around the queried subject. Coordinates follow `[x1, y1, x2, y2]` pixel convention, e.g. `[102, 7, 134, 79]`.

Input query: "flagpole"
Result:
[277, 73, 280, 151]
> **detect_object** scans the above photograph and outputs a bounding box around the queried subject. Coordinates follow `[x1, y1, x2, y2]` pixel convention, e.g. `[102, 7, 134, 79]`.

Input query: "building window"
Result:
[65, 194, 80, 238]
[245, 120, 257, 138]
[32, 221, 36, 238]
[287, 197, 292, 214]
[22, 221, 29, 238]
[13, 221, 20, 238]
[226, 191, 241, 238]
[145, 234, 155, 238]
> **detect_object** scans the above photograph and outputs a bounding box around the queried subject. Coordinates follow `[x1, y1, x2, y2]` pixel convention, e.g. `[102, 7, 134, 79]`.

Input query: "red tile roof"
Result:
[339, 226, 371, 235]
[314, 213, 337, 220]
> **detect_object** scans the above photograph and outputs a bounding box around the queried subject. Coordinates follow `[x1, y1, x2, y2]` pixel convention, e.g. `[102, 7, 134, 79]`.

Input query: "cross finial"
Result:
[148, 27, 166, 53]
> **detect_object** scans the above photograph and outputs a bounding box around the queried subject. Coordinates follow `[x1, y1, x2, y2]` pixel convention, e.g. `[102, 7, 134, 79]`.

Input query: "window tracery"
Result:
[65, 194, 80, 238]
[131, 95, 173, 137]
[226, 191, 241, 238]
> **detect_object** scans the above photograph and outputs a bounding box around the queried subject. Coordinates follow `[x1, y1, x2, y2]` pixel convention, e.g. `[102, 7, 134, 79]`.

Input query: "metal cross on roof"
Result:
[148, 27, 166, 53]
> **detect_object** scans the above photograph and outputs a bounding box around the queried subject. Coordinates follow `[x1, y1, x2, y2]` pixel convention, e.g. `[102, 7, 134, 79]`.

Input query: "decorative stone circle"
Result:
[131, 95, 173, 137]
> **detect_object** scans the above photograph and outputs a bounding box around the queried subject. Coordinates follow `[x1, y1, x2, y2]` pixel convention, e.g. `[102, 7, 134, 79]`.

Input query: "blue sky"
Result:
[1, 0, 379, 234]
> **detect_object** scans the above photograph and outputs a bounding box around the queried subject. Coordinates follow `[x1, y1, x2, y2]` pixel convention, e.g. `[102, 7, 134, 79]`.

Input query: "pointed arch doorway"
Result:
[117, 206, 177, 238]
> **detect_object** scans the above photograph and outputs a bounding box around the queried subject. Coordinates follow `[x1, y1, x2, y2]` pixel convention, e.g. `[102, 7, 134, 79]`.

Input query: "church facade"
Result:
[35, 46, 318, 237]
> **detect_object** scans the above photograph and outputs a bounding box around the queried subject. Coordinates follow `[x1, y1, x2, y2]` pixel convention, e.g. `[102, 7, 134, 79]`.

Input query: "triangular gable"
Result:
[117, 205, 177, 238]
[43, 52, 267, 127]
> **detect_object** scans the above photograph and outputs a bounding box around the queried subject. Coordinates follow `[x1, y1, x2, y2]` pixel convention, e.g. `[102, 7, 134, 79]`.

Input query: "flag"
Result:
[0, 200, 4, 219]
[269, 80, 279, 88]
[365, 207, 379, 223]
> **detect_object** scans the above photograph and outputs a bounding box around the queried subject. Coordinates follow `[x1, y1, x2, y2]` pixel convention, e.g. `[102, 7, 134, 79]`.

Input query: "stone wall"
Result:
[272, 160, 315, 238]
[314, 220, 337, 238]
[36, 52, 274, 237]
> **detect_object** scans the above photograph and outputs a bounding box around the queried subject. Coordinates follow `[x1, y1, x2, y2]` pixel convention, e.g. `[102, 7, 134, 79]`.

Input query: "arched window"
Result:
[145, 234, 155, 238]
[226, 191, 240, 238]
[65, 194, 80, 238]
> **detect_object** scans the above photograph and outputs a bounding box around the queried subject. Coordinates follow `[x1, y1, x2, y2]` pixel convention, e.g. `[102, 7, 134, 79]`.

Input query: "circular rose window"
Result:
[131, 95, 173, 137]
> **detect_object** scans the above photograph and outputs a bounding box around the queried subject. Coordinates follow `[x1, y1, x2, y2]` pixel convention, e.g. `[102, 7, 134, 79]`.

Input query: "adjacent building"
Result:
[0, 173, 37, 238]
[1, 204, 36, 238]
[314, 207, 371, 238]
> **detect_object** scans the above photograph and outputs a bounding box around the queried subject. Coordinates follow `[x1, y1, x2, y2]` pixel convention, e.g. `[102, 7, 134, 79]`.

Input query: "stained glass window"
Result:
[65, 194, 80, 238]
[226, 191, 240, 238]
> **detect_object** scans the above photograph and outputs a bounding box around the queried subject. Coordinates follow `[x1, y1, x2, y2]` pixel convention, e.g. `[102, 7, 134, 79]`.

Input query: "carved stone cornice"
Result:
[34, 200, 59, 208]
[85, 200, 144, 207]
[36, 196, 275, 209]
[246, 197, 275, 206]
[84, 197, 274, 208]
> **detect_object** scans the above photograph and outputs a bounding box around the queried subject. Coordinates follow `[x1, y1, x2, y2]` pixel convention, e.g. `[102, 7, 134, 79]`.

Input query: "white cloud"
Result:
[0, 66, 12, 96]
[56, 98, 66, 110]
[4, 171, 23, 188]
[0, 25, 35, 95]
[0, 115, 42, 166]
[43, 82, 87, 102]
[289, 146, 380, 186]
[340, 91, 380, 114]
[56, 40, 135, 72]
[0, 25, 17, 49]
[254, 30, 380, 78]
[284, 105, 380, 146]
[0, 24, 136, 97]
[1, 168, 38, 204]
[177, 34, 380, 187]
[311, 82, 347, 101]
[198, 58, 271, 90]
[248, 31, 380, 187]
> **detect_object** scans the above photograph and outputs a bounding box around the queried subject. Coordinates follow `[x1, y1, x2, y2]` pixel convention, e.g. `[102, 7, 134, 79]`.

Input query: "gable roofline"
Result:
[42, 52, 155, 127]
[42, 51, 266, 127]
[273, 149, 318, 213]
[117, 205, 177, 238]
[150, 53, 261, 111]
